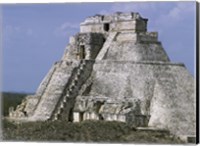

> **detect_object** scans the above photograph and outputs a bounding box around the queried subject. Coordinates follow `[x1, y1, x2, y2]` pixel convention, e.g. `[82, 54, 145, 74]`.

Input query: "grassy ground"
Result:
[2, 120, 184, 144]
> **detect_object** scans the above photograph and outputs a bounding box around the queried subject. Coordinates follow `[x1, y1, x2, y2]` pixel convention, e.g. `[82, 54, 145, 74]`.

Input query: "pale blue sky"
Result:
[2, 2, 196, 93]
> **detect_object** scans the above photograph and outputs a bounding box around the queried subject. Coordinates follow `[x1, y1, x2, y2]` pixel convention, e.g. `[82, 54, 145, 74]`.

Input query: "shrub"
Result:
[1, 92, 29, 116]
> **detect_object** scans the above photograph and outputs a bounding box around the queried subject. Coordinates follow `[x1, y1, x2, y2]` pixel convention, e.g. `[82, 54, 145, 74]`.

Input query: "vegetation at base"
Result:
[2, 119, 184, 144]
[1, 92, 29, 116]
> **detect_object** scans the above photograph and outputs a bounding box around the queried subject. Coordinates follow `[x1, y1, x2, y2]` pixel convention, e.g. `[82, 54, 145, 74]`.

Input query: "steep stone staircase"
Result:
[51, 60, 95, 121]
[29, 60, 81, 121]
[96, 32, 118, 60]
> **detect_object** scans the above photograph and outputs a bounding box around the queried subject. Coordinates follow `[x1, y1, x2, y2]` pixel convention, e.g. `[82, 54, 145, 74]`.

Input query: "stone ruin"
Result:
[8, 12, 195, 140]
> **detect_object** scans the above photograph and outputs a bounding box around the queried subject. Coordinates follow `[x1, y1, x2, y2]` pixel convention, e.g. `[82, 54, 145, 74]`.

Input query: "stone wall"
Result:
[99, 31, 169, 62]
[28, 60, 81, 121]
[62, 33, 105, 60]
[103, 40, 170, 62]
[80, 12, 148, 33]
[73, 95, 149, 127]
[148, 64, 195, 136]
[51, 60, 95, 121]
[81, 60, 195, 136]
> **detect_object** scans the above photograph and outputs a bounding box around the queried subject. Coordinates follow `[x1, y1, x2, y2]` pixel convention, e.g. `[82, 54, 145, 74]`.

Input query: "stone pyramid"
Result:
[8, 12, 195, 138]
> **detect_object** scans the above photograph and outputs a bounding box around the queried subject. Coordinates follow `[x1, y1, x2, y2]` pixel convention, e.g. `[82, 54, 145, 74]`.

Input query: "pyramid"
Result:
[8, 12, 195, 138]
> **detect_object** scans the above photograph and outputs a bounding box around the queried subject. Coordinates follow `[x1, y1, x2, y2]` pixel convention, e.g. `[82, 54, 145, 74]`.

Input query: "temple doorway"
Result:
[104, 23, 110, 32]
[79, 45, 86, 59]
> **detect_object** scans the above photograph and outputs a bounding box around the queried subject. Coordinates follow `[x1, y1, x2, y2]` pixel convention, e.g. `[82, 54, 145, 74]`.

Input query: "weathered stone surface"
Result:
[73, 95, 148, 127]
[8, 12, 195, 139]
[103, 41, 169, 62]
[36, 63, 58, 96]
[148, 64, 195, 136]
[30, 60, 81, 121]
[96, 32, 118, 60]
[62, 33, 105, 60]
[83, 60, 194, 135]
[80, 12, 147, 33]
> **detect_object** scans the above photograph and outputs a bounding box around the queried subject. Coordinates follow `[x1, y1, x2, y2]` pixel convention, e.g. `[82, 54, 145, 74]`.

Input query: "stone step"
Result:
[81, 60, 86, 65]
[74, 76, 79, 81]
[80, 62, 86, 66]
[60, 102, 64, 108]
[72, 79, 78, 85]
[80, 66, 84, 70]
[56, 113, 60, 119]
[136, 127, 170, 135]
[71, 81, 76, 87]
[70, 84, 76, 88]
[54, 114, 58, 120]
[77, 69, 83, 74]
[63, 96, 67, 102]
[30, 62, 80, 121]
[69, 87, 74, 92]
[66, 90, 71, 96]
[57, 108, 62, 114]
[52, 62, 84, 120]
[96, 32, 118, 60]
[77, 70, 81, 75]
[57, 110, 60, 115]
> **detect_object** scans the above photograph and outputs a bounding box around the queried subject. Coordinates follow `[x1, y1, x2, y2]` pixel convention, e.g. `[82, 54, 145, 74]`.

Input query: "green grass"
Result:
[2, 120, 184, 144]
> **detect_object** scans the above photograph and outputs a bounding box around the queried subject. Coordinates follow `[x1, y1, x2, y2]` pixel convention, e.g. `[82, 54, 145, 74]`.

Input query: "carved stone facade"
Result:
[8, 12, 195, 139]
